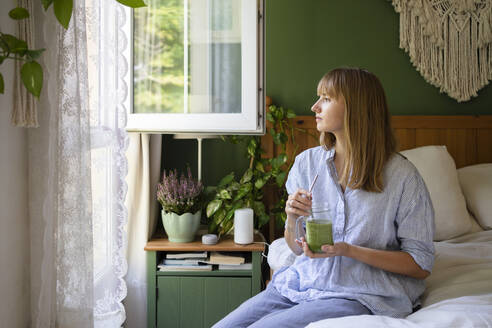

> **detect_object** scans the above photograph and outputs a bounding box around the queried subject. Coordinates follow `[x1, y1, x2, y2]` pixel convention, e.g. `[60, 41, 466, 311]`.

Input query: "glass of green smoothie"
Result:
[295, 203, 333, 253]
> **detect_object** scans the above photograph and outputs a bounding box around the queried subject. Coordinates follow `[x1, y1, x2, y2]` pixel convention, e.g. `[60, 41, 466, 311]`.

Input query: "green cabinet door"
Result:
[157, 276, 251, 328]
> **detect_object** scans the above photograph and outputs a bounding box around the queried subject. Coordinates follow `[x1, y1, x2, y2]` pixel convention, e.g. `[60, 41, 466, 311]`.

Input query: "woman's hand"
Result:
[295, 237, 351, 258]
[284, 189, 312, 255]
[285, 189, 312, 218]
[295, 238, 430, 279]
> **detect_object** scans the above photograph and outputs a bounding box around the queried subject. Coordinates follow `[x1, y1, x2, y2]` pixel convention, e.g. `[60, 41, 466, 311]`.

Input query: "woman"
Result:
[212, 67, 435, 328]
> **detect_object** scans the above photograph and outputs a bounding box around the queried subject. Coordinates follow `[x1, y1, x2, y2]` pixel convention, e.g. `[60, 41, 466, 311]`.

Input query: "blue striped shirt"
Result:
[271, 146, 435, 318]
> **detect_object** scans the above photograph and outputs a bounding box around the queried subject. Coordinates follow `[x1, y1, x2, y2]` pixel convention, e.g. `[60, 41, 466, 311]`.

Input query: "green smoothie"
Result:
[306, 219, 333, 253]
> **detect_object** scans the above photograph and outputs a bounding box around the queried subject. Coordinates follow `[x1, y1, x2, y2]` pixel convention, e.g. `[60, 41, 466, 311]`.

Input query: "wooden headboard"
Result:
[260, 115, 492, 242]
[262, 115, 492, 168]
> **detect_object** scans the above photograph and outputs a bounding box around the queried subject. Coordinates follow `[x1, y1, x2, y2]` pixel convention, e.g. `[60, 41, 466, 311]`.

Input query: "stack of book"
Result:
[206, 252, 252, 271]
[158, 251, 212, 271]
[157, 251, 252, 271]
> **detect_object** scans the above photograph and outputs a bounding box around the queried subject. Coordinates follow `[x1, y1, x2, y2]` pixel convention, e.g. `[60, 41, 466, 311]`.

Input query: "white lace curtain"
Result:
[124, 133, 162, 328]
[29, 0, 129, 326]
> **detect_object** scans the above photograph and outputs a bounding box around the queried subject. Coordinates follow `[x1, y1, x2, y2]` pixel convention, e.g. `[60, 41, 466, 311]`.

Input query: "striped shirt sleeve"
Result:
[285, 154, 302, 195]
[395, 169, 436, 272]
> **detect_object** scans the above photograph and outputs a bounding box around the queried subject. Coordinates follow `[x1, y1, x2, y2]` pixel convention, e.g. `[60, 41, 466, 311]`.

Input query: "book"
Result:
[165, 251, 208, 259]
[162, 259, 204, 265]
[218, 263, 252, 271]
[158, 264, 213, 271]
[207, 252, 245, 265]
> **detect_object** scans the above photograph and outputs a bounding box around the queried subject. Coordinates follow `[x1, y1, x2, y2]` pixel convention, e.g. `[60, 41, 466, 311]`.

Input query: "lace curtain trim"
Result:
[93, 4, 130, 325]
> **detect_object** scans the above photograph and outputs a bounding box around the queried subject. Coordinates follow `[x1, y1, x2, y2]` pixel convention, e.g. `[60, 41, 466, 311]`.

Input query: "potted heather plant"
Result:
[157, 167, 204, 243]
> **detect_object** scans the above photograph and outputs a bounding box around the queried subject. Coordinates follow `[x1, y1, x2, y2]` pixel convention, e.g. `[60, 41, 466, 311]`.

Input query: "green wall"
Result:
[163, 0, 492, 186]
[266, 0, 492, 115]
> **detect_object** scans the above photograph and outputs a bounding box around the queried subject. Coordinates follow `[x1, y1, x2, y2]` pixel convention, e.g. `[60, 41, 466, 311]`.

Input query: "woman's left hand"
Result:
[295, 237, 351, 258]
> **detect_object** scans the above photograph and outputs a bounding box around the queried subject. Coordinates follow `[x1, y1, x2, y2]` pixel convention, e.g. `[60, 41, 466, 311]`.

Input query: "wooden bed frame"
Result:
[260, 115, 492, 242]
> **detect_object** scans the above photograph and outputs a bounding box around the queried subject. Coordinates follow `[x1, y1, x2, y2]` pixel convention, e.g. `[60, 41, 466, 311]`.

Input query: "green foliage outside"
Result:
[133, 0, 185, 113]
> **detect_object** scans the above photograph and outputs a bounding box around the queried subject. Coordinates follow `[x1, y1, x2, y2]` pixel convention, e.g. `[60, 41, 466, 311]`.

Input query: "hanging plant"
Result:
[0, 0, 146, 97]
[205, 104, 311, 238]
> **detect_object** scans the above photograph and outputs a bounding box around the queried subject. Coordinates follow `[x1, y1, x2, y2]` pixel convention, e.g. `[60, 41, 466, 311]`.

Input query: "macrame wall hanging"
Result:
[389, 0, 492, 102]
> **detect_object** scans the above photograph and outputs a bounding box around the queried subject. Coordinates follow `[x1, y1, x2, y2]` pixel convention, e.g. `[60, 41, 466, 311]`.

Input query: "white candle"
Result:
[234, 208, 254, 244]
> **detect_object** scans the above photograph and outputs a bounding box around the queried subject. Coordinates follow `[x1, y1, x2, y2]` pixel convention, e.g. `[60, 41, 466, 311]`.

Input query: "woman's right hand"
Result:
[285, 189, 312, 218]
[284, 189, 312, 255]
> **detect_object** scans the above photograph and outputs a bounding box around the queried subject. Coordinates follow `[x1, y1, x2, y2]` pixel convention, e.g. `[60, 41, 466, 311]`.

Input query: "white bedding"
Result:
[303, 230, 492, 328]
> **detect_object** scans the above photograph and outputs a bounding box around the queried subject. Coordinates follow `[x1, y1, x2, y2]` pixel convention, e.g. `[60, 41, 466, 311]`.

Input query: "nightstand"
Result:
[144, 232, 265, 328]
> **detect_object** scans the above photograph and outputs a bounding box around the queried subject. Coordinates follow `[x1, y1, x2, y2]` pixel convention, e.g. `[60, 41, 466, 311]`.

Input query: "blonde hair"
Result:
[317, 68, 397, 192]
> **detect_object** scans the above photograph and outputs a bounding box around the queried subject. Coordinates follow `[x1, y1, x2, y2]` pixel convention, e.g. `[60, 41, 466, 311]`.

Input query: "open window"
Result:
[126, 0, 265, 134]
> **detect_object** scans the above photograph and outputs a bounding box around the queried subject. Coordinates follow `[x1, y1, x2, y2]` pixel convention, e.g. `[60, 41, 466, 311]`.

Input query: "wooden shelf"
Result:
[144, 232, 266, 252]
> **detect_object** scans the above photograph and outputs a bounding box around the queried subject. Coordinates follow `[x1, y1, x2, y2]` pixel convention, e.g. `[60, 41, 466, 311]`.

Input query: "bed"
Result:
[262, 115, 492, 327]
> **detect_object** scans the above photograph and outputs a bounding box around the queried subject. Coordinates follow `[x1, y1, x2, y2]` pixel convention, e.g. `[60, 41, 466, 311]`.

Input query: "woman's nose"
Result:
[311, 101, 320, 113]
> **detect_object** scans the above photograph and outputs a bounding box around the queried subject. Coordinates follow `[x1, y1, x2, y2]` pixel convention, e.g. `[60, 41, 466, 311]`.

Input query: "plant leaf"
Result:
[275, 171, 287, 187]
[25, 49, 46, 61]
[271, 153, 287, 169]
[224, 202, 243, 223]
[228, 182, 240, 192]
[0, 56, 5, 65]
[234, 183, 252, 201]
[218, 172, 234, 188]
[286, 108, 296, 118]
[266, 112, 274, 123]
[247, 138, 257, 157]
[253, 201, 265, 216]
[0, 73, 4, 94]
[218, 189, 231, 200]
[224, 207, 236, 222]
[0, 34, 27, 55]
[240, 168, 253, 184]
[258, 213, 270, 227]
[9, 7, 30, 20]
[219, 218, 234, 238]
[254, 177, 266, 190]
[20, 61, 43, 98]
[54, 0, 73, 29]
[276, 212, 287, 229]
[255, 161, 265, 173]
[278, 132, 288, 144]
[115, 0, 147, 8]
[0, 39, 7, 53]
[215, 205, 236, 237]
[209, 208, 226, 233]
[272, 154, 287, 169]
[42, 0, 54, 10]
[272, 133, 280, 145]
[275, 153, 287, 166]
[206, 199, 222, 218]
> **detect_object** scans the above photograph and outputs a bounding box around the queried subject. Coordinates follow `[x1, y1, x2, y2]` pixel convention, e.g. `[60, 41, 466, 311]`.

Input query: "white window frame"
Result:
[125, 0, 265, 135]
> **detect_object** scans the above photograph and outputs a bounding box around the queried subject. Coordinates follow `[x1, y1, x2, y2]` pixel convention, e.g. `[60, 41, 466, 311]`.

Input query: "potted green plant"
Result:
[157, 167, 204, 243]
[206, 103, 315, 239]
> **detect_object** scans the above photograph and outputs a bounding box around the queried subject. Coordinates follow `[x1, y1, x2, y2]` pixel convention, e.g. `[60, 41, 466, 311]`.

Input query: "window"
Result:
[126, 0, 265, 134]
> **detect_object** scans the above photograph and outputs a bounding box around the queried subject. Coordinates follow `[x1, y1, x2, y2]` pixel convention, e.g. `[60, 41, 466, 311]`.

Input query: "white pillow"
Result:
[457, 164, 492, 230]
[400, 145, 472, 241]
